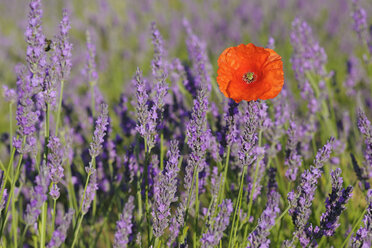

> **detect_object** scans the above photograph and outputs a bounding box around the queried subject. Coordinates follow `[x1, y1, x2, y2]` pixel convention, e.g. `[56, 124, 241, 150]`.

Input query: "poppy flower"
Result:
[217, 43, 284, 103]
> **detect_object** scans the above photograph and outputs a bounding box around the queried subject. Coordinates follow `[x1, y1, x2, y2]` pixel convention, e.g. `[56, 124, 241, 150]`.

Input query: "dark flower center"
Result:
[243, 72, 256, 84]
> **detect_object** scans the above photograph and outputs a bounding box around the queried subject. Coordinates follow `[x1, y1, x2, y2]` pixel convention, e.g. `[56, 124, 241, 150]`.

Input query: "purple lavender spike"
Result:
[114, 196, 135, 248]
[200, 199, 233, 247]
[285, 120, 303, 181]
[351, 189, 372, 247]
[88, 103, 109, 160]
[47, 209, 74, 248]
[351, 0, 368, 42]
[286, 138, 334, 245]
[81, 170, 98, 215]
[152, 140, 180, 237]
[247, 192, 280, 247]
[290, 17, 327, 80]
[25, 163, 50, 226]
[357, 110, 372, 178]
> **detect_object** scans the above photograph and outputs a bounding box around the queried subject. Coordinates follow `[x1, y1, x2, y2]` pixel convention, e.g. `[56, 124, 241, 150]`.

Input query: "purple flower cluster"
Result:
[352, 189, 372, 247]
[290, 17, 327, 79]
[237, 101, 259, 170]
[287, 138, 334, 245]
[357, 110, 372, 178]
[285, 120, 303, 181]
[200, 199, 233, 247]
[152, 140, 180, 237]
[82, 171, 98, 215]
[114, 196, 135, 248]
[85, 30, 98, 83]
[135, 67, 158, 151]
[47, 136, 64, 199]
[185, 88, 210, 190]
[151, 22, 168, 113]
[47, 209, 74, 248]
[89, 103, 109, 159]
[247, 169, 280, 248]
[351, 0, 368, 42]
[25, 163, 50, 226]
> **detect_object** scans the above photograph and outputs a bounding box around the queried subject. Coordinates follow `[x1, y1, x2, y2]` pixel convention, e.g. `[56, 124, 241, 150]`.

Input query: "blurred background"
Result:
[0, 0, 371, 128]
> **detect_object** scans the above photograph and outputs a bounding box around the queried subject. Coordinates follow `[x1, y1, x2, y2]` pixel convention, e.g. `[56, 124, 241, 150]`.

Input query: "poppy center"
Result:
[242, 72, 256, 84]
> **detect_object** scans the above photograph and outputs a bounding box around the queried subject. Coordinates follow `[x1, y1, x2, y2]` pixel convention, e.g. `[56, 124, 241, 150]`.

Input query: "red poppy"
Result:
[217, 43, 284, 103]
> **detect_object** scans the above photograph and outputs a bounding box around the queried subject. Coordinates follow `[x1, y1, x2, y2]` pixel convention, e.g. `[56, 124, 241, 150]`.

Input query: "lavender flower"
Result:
[237, 101, 259, 170]
[290, 17, 327, 79]
[351, 153, 370, 190]
[351, 0, 368, 42]
[152, 140, 180, 237]
[85, 30, 98, 83]
[352, 189, 372, 247]
[286, 138, 334, 245]
[114, 196, 135, 248]
[135, 67, 157, 151]
[183, 18, 211, 92]
[285, 120, 303, 181]
[25, 0, 46, 89]
[89, 103, 109, 159]
[357, 110, 372, 177]
[316, 168, 353, 237]
[81, 170, 98, 215]
[247, 192, 280, 247]
[47, 136, 64, 187]
[184, 87, 209, 191]
[2, 85, 17, 103]
[47, 209, 74, 248]
[200, 199, 233, 248]
[151, 22, 168, 113]
[25, 163, 50, 226]
[51, 8, 72, 85]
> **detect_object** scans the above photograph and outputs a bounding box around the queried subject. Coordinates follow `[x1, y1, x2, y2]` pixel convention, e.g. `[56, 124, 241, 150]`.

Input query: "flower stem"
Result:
[243, 131, 262, 239]
[71, 212, 84, 248]
[55, 80, 64, 135]
[90, 82, 95, 118]
[341, 207, 367, 248]
[39, 201, 47, 248]
[228, 165, 246, 248]
[193, 170, 199, 248]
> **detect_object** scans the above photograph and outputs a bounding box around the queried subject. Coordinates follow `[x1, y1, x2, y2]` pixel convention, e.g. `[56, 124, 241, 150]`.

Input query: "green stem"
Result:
[39, 201, 47, 248]
[0, 137, 25, 237]
[193, 170, 199, 248]
[71, 213, 84, 248]
[51, 197, 57, 233]
[55, 80, 64, 134]
[160, 132, 164, 171]
[9, 103, 13, 149]
[219, 145, 231, 204]
[228, 166, 246, 248]
[90, 82, 96, 118]
[341, 207, 367, 248]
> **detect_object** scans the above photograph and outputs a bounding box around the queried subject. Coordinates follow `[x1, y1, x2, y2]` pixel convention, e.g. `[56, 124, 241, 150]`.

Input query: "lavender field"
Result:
[1, 0, 372, 247]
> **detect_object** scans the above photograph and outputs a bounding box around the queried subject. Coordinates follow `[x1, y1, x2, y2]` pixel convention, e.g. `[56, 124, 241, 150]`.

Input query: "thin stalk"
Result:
[243, 131, 262, 239]
[90, 82, 95, 117]
[341, 207, 367, 248]
[219, 145, 231, 204]
[55, 80, 64, 134]
[193, 171, 199, 248]
[9, 103, 13, 148]
[160, 132, 164, 170]
[71, 213, 84, 248]
[40, 104, 50, 248]
[20, 225, 29, 247]
[0, 137, 25, 237]
[228, 166, 246, 248]
[51, 197, 57, 233]
[11, 182, 17, 248]
[39, 201, 47, 248]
